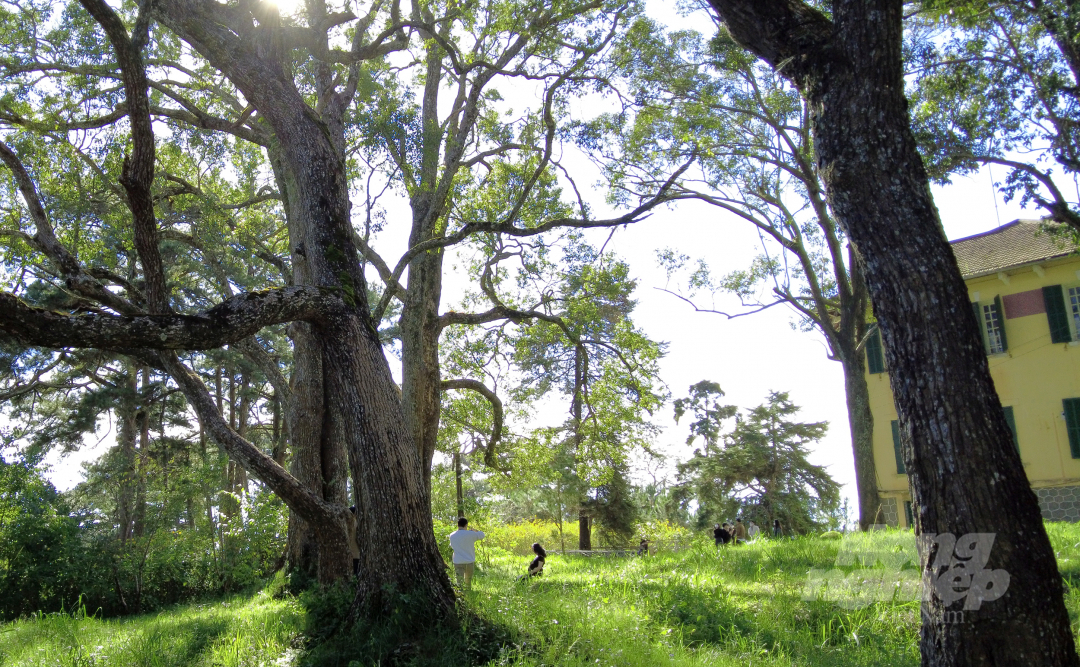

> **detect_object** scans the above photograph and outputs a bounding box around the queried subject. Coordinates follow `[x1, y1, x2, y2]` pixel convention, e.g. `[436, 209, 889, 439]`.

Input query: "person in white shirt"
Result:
[448, 517, 485, 590]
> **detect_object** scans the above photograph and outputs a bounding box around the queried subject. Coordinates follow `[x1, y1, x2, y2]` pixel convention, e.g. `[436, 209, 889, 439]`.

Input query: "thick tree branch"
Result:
[78, 0, 169, 312]
[0, 380, 84, 402]
[149, 102, 267, 146]
[221, 192, 280, 209]
[704, 0, 832, 82]
[440, 378, 504, 469]
[0, 105, 128, 132]
[0, 286, 340, 350]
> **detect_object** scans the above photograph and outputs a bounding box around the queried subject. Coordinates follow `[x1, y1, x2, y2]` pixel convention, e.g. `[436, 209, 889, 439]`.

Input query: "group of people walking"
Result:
[713, 518, 782, 546]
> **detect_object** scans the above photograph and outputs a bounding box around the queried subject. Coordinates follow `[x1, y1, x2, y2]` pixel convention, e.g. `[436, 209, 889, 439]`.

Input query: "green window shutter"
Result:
[891, 419, 906, 474]
[1044, 285, 1072, 343]
[866, 328, 885, 374]
[993, 295, 1008, 351]
[972, 301, 987, 353]
[1002, 406, 1018, 452]
[903, 501, 914, 528]
[1065, 399, 1080, 459]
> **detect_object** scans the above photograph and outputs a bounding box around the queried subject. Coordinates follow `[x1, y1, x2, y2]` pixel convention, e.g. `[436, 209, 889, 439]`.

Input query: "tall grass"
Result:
[4, 524, 1080, 666]
[0, 579, 302, 667]
[466, 536, 919, 667]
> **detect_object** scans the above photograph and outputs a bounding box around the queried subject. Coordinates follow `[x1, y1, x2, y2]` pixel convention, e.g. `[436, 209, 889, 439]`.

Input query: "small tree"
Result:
[674, 384, 840, 533]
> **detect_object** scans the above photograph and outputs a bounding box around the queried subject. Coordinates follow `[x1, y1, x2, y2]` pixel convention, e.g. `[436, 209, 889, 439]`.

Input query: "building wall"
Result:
[867, 255, 1080, 527]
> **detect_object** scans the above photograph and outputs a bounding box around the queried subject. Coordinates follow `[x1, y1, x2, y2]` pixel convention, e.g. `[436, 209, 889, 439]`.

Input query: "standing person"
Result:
[747, 521, 761, 540]
[448, 517, 485, 591]
[773, 519, 782, 538]
[733, 518, 748, 544]
[713, 523, 731, 547]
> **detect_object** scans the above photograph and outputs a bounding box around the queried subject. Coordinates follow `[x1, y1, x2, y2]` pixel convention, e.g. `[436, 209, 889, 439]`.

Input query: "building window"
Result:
[1068, 286, 1080, 338]
[903, 500, 914, 528]
[984, 302, 1006, 354]
[973, 297, 1008, 354]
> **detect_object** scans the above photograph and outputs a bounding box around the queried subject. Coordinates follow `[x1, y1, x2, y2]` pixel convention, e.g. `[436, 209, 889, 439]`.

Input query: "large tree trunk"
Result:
[706, 0, 1079, 664]
[400, 231, 444, 495]
[284, 321, 332, 579]
[572, 345, 591, 550]
[154, 0, 455, 614]
[838, 349, 881, 530]
[578, 514, 591, 551]
[133, 391, 149, 539]
[399, 37, 451, 498]
[267, 144, 341, 579]
[267, 139, 353, 582]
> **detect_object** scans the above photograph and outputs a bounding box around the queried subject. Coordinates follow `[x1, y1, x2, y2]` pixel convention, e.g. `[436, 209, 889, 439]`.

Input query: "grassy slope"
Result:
[0, 587, 303, 667]
[4, 524, 1080, 667]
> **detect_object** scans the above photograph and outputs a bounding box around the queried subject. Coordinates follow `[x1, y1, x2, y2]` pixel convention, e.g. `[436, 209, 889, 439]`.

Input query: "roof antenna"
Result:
[988, 163, 1002, 227]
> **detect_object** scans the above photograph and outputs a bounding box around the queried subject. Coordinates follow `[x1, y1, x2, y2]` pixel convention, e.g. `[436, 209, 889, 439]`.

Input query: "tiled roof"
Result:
[950, 219, 1079, 278]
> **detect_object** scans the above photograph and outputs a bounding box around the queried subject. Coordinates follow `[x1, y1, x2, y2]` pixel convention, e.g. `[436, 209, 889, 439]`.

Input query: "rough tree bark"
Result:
[265, 139, 350, 578]
[133, 366, 150, 538]
[284, 322, 337, 579]
[149, 0, 453, 611]
[835, 249, 881, 531]
[704, 0, 1079, 664]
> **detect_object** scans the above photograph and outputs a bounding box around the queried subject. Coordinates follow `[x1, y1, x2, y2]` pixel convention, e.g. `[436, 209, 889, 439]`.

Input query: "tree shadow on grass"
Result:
[120, 616, 231, 667]
[637, 579, 917, 667]
[294, 583, 531, 667]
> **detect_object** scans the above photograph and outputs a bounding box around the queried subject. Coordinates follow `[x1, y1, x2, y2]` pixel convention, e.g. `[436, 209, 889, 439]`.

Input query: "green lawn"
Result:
[466, 536, 919, 667]
[0, 587, 303, 667]
[5, 524, 1080, 667]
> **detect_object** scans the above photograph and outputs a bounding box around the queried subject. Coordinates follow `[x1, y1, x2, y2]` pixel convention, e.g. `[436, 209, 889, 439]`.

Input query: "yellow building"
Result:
[867, 220, 1080, 526]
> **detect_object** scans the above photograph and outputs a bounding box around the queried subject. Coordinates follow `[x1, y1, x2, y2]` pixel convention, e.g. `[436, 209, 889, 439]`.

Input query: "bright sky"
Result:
[38, 1, 1040, 521]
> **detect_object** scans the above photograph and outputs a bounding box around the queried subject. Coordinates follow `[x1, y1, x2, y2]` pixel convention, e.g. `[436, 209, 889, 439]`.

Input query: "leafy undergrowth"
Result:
[6, 524, 1080, 667]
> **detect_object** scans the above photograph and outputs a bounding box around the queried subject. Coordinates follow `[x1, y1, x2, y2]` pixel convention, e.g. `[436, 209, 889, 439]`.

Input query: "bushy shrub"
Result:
[0, 457, 82, 620]
[0, 457, 289, 620]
